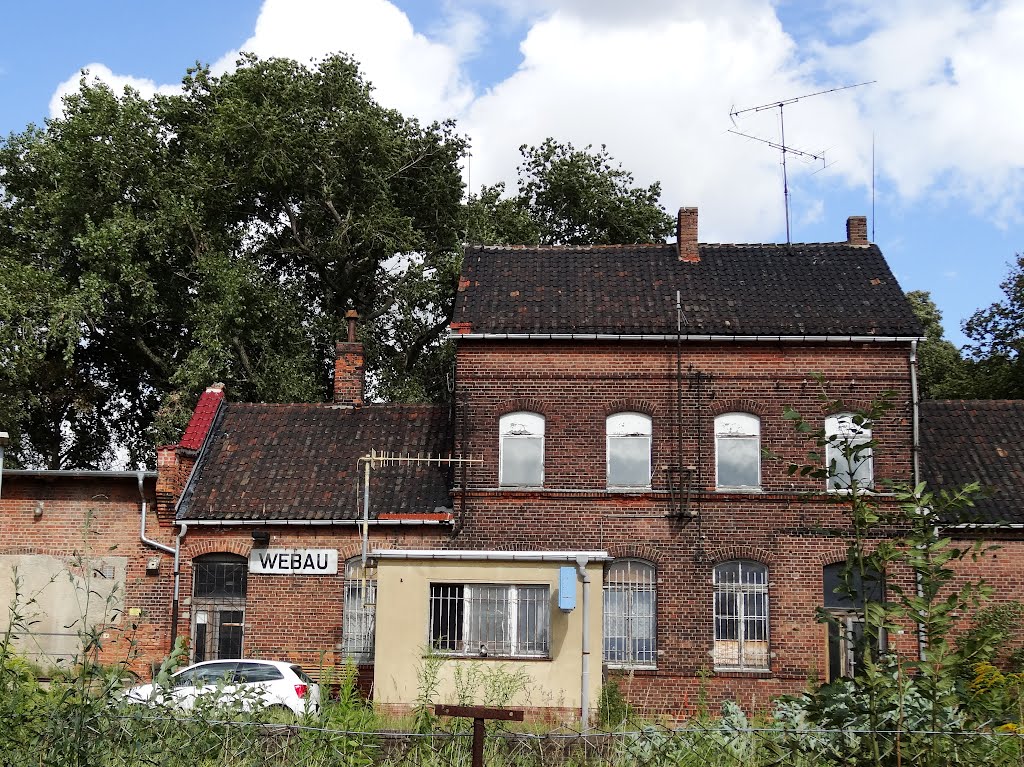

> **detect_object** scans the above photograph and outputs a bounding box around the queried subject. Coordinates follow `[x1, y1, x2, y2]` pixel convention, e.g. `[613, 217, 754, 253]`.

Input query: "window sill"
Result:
[715, 487, 763, 494]
[425, 653, 552, 662]
[605, 664, 657, 674]
[606, 486, 653, 494]
[713, 668, 773, 677]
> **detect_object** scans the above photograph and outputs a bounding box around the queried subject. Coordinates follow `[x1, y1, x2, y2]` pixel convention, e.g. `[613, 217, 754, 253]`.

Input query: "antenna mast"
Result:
[729, 80, 875, 243]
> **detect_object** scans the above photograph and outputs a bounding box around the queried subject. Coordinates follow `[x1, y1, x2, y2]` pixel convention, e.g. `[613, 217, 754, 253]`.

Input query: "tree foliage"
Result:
[0, 53, 466, 468]
[906, 290, 969, 399]
[961, 254, 1024, 399]
[465, 139, 675, 246]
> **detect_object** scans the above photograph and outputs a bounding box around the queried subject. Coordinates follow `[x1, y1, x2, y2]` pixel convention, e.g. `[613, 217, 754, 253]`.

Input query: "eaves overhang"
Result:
[449, 332, 924, 343]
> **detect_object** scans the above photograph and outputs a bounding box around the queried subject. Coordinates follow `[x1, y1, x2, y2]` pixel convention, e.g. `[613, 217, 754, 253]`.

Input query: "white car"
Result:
[125, 659, 321, 717]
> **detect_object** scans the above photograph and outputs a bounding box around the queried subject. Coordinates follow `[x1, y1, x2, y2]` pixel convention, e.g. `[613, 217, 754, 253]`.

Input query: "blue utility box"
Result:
[558, 566, 577, 611]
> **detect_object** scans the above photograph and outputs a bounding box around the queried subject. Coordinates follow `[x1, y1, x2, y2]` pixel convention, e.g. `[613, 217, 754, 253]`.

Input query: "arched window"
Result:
[342, 557, 377, 663]
[823, 561, 885, 679]
[603, 559, 656, 667]
[191, 553, 247, 662]
[715, 413, 761, 490]
[499, 412, 544, 487]
[606, 413, 652, 489]
[713, 560, 769, 670]
[825, 413, 873, 491]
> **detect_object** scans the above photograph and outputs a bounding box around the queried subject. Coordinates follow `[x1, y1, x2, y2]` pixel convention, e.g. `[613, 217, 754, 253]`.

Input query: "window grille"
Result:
[603, 559, 657, 667]
[825, 413, 873, 491]
[342, 558, 377, 663]
[715, 413, 761, 489]
[499, 412, 544, 487]
[606, 413, 652, 488]
[713, 560, 769, 670]
[429, 583, 550, 658]
[192, 554, 247, 662]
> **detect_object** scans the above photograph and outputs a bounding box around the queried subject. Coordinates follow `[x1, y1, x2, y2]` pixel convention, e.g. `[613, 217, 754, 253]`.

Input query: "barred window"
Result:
[603, 559, 656, 667]
[607, 413, 652, 489]
[713, 561, 769, 671]
[342, 558, 376, 663]
[715, 413, 761, 490]
[429, 583, 550, 658]
[825, 413, 873, 491]
[192, 554, 247, 662]
[499, 412, 544, 487]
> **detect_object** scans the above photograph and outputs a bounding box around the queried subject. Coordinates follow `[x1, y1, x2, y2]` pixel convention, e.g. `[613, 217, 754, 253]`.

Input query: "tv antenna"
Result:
[729, 80, 874, 243]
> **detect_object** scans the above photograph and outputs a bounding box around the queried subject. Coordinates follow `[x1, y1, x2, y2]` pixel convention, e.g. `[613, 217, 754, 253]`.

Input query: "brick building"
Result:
[4, 207, 1023, 722]
[441, 208, 926, 715]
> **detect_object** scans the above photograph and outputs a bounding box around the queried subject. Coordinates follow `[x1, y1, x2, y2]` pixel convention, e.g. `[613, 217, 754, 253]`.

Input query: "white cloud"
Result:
[212, 0, 474, 123]
[45, 0, 1024, 237]
[49, 64, 179, 119]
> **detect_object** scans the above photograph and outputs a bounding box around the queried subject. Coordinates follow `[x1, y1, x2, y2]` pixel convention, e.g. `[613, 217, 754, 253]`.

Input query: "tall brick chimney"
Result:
[846, 215, 868, 245]
[333, 310, 364, 407]
[677, 207, 699, 263]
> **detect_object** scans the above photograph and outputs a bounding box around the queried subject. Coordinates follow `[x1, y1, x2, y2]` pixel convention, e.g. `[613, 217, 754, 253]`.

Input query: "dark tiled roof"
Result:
[454, 243, 923, 337]
[178, 403, 452, 522]
[919, 400, 1024, 525]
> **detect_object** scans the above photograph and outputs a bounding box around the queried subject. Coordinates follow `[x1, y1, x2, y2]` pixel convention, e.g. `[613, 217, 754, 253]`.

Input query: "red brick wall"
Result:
[451, 339, 919, 715]
[0, 474, 176, 674]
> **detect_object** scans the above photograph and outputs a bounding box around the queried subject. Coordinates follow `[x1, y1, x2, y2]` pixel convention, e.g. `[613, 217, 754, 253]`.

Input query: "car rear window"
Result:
[291, 666, 315, 684]
[235, 663, 284, 683]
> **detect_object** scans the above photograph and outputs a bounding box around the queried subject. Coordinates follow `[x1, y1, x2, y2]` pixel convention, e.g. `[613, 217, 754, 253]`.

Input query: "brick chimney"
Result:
[677, 207, 699, 263]
[846, 215, 868, 245]
[333, 310, 364, 407]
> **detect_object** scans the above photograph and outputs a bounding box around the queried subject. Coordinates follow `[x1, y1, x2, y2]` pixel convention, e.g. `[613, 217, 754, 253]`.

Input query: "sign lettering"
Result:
[249, 548, 338, 575]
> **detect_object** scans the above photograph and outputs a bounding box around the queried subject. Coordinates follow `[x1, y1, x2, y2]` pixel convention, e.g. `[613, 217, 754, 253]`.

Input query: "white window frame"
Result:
[606, 412, 652, 489]
[428, 582, 550, 659]
[825, 413, 874, 492]
[715, 413, 761, 490]
[342, 558, 376, 663]
[712, 560, 770, 672]
[603, 559, 657, 668]
[499, 412, 545, 487]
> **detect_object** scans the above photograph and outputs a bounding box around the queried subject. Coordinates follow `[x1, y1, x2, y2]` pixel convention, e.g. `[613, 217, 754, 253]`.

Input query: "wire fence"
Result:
[7, 708, 1022, 767]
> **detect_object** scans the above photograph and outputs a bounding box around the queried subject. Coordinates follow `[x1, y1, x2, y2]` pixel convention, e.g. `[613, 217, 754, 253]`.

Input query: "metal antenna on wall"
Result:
[729, 80, 875, 243]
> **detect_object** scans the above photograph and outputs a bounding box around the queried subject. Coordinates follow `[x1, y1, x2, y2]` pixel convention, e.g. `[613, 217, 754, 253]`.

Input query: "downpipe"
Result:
[575, 554, 591, 730]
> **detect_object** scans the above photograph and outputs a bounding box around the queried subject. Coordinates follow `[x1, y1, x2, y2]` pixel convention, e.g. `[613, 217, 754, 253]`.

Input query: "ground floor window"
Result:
[823, 562, 886, 680]
[192, 554, 247, 662]
[429, 583, 550, 658]
[342, 558, 376, 663]
[713, 560, 769, 671]
[603, 559, 656, 668]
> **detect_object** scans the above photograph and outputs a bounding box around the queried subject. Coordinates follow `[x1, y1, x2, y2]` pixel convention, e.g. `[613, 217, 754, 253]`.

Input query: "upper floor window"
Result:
[603, 559, 656, 668]
[715, 413, 760, 490]
[825, 413, 873, 491]
[499, 412, 544, 487]
[606, 413, 652, 489]
[713, 560, 769, 671]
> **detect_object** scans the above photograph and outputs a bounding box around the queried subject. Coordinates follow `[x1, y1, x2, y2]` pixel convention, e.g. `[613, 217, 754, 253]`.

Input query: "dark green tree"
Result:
[961, 254, 1024, 399]
[0, 53, 467, 468]
[465, 139, 675, 246]
[906, 290, 968, 399]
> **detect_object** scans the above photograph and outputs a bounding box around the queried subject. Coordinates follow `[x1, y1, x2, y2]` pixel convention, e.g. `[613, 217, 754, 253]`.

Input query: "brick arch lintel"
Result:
[604, 400, 659, 419]
[703, 545, 775, 568]
[710, 399, 769, 418]
[605, 543, 661, 565]
[495, 398, 548, 419]
[183, 539, 251, 561]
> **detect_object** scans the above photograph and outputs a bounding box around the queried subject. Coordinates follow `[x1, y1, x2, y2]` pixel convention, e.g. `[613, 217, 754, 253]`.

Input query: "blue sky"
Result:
[2, 0, 1021, 347]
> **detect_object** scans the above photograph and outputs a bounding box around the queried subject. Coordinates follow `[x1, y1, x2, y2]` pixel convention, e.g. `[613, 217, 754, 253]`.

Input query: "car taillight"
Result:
[294, 683, 308, 699]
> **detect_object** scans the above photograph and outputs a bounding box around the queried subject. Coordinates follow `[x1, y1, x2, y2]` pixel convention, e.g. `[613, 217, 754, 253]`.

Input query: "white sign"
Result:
[249, 548, 338, 575]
